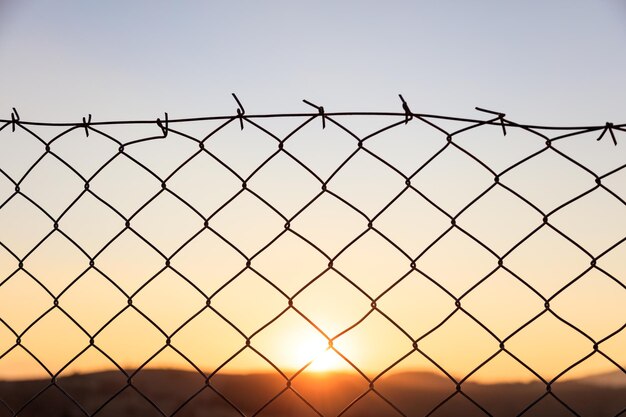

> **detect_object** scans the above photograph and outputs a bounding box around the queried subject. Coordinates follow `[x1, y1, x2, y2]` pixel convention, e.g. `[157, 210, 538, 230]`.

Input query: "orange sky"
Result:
[0, 116, 625, 385]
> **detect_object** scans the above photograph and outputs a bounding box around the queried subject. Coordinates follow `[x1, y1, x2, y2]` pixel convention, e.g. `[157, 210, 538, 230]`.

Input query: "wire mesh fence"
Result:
[0, 97, 625, 417]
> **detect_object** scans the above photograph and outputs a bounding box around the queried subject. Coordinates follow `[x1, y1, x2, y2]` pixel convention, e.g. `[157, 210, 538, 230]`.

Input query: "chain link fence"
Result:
[0, 98, 625, 416]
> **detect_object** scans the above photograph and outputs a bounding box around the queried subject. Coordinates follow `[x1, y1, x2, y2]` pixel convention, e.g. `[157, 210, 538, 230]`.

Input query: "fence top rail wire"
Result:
[3, 93, 626, 132]
[2, 111, 625, 131]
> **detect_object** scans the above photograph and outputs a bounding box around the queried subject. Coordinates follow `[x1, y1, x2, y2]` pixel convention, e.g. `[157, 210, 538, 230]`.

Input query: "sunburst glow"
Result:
[287, 332, 349, 373]
[307, 347, 347, 372]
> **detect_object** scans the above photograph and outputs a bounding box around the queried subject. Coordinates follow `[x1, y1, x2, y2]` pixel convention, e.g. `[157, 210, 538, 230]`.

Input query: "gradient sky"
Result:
[0, 0, 625, 384]
[0, 1, 625, 123]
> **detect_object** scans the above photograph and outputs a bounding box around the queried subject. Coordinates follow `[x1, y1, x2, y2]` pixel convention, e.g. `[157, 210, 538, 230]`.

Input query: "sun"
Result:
[276, 321, 350, 373]
[290, 335, 348, 373]
[307, 347, 346, 372]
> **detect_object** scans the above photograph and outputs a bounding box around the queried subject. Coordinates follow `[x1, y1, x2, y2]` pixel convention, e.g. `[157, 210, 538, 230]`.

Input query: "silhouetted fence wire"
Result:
[0, 96, 625, 417]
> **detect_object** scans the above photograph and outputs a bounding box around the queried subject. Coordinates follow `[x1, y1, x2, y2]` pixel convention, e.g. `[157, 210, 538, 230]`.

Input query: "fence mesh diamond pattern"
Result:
[0, 100, 625, 417]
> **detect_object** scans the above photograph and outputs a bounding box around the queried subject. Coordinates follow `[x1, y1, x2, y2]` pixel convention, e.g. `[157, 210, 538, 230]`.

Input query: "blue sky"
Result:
[1, 0, 625, 124]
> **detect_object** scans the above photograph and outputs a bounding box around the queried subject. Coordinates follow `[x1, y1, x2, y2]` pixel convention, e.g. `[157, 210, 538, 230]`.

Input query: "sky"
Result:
[0, 0, 625, 385]
[0, 1, 625, 123]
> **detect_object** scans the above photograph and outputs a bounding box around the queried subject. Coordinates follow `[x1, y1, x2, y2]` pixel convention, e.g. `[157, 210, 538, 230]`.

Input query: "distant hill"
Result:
[573, 370, 626, 388]
[0, 369, 624, 416]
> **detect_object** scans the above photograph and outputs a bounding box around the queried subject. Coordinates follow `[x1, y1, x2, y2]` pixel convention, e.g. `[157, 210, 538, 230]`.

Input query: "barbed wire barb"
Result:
[475, 106, 507, 136]
[398, 94, 412, 124]
[232, 93, 245, 130]
[10, 107, 19, 132]
[302, 99, 326, 129]
[156, 112, 168, 138]
[82, 114, 92, 137]
[597, 122, 618, 146]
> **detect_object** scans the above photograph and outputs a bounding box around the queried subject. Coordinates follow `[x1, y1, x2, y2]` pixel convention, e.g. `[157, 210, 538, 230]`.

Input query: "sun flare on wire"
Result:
[290, 332, 348, 373]
[306, 347, 348, 372]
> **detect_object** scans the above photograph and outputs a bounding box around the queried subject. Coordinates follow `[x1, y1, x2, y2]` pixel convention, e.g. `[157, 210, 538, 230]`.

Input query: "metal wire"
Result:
[0, 96, 625, 417]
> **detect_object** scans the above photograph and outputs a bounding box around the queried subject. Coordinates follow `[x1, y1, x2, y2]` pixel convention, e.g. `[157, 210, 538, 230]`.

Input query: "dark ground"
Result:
[0, 369, 624, 417]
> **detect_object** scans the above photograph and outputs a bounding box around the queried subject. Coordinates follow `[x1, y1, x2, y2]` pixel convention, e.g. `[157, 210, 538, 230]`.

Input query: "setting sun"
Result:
[285, 329, 349, 373]
[307, 347, 348, 373]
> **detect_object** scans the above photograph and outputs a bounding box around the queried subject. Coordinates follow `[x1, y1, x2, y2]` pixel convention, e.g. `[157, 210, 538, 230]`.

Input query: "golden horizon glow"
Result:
[304, 347, 348, 373]
[0, 118, 624, 385]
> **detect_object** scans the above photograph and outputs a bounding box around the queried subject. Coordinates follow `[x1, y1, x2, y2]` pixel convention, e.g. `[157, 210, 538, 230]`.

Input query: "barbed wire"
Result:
[0, 95, 625, 417]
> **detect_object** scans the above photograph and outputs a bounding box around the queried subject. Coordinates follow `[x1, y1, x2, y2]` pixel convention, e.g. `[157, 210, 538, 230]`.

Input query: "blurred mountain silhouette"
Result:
[0, 369, 624, 416]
